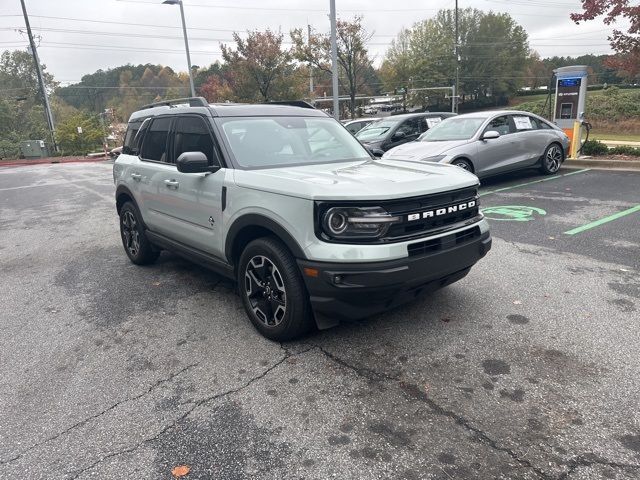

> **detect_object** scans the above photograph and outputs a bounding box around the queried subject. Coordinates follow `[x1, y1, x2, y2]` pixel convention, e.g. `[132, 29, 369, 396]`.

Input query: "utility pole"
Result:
[307, 24, 314, 95]
[20, 0, 56, 151]
[454, 0, 460, 113]
[329, 0, 339, 120]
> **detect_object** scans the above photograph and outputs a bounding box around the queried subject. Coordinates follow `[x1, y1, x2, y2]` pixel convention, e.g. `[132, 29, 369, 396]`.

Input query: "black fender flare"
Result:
[225, 214, 307, 263]
[115, 185, 137, 214]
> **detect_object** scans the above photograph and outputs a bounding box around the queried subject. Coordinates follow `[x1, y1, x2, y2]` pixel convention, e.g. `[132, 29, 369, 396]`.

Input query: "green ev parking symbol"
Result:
[481, 205, 547, 222]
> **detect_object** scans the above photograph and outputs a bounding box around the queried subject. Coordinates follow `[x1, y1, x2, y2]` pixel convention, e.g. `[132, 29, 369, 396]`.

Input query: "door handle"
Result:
[131, 173, 142, 181]
[164, 179, 179, 189]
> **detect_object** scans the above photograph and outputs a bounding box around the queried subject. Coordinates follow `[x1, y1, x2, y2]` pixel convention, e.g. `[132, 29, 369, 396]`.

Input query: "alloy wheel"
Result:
[454, 161, 471, 171]
[244, 255, 287, 327]
[545, 146, 562, 173]
[122, 211, 140, 257]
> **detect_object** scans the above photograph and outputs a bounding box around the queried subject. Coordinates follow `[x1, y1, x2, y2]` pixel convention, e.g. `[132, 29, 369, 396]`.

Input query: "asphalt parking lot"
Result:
[0, 162, 639, 480]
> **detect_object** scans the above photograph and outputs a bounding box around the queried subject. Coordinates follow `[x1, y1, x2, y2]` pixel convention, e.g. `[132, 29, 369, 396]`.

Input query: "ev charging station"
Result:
[552, 65, 589, 158]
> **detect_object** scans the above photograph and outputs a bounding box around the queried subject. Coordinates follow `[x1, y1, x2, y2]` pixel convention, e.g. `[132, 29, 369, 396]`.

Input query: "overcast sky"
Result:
[0, 0, 623, 84]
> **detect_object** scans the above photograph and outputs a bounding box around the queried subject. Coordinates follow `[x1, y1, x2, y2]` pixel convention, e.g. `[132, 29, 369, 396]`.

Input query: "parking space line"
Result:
[564, 204, 640, 235]
[479, 168, 591, 197]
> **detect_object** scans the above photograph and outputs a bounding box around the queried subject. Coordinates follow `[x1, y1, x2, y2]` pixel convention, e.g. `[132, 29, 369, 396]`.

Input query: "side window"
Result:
[397, 118, 421, 137]
[511, 115, 534, 131]
[173, 116, 220, 166]
[122, 122, 141, 154]
[485, 116, 511, 136]
[528, 117, 540, 130]
[140, 117, 171, 162]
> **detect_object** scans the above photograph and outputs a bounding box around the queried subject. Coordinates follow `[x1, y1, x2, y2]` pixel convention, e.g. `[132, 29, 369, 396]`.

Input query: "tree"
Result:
[379, 9, 529, 109]
[0, 50, 59, 157]
[198, 74, 234, 103]
[292, 16, 374, 118]
[221, 30, 295, 102]
[56, 112, 104, 155]
[571, 1, 640, 80]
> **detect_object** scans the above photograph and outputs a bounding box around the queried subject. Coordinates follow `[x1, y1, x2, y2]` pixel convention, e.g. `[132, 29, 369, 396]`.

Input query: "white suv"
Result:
[113, 97, 491, 341]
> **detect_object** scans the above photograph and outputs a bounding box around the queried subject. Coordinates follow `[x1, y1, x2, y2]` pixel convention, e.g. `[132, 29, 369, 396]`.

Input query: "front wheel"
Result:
[540, 144, 564, 174]
[119, 202, 160, 265]
[452, 158, 473, 172]
[238, 237, 313, 341]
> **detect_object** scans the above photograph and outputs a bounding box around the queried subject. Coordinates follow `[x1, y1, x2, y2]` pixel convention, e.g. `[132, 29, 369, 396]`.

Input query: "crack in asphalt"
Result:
[313, 345, 558, 480]
[558, 455, 640, 479]
[0, 362, 199, 467]
[64, 346, 315, 480]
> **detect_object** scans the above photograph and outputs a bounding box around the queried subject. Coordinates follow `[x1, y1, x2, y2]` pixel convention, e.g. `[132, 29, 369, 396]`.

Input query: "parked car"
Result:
[109, 146, 123, 159]
[342, 118, 380, 135]
[364, 106, 378, 115]
[383, 110, 570, 177]
[356, 112, 456, 157]
[113, 97, 491, 340]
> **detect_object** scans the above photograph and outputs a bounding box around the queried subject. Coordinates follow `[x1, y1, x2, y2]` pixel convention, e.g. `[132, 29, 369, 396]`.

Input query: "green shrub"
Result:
[581, 139, 609, 156]
[609, 145, 640, 156]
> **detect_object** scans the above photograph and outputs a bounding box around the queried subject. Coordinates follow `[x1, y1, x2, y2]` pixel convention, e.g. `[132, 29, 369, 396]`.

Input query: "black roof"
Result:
[209, 103, 328, 118]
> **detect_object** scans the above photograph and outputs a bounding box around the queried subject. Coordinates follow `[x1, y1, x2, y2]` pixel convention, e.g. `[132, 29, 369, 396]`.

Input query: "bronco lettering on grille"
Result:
[407, 200, 477, 222]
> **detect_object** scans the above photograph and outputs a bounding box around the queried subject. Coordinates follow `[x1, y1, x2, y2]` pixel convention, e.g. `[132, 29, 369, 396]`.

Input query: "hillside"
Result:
[511, 87, 640, 135]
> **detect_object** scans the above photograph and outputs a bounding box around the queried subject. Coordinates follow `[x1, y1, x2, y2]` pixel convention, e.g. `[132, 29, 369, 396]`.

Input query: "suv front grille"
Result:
[407, 226, 481, 257]
[383, 187, 480, 241]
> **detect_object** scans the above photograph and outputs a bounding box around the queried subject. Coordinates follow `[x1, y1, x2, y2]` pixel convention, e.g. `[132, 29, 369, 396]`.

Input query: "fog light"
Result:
[333, 275, 342, 284]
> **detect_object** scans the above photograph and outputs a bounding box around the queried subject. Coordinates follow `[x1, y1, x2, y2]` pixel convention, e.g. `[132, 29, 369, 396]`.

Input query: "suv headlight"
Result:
[321, 206, 402, 240]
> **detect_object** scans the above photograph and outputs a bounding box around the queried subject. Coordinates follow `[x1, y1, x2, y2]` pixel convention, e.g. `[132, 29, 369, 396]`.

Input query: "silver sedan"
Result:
[382, 110, 570, 178]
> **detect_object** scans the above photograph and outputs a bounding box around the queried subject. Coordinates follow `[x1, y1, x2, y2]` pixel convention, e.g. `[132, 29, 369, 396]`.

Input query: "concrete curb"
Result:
[0, 157, 110, 168]
[564, 157, 640, 171]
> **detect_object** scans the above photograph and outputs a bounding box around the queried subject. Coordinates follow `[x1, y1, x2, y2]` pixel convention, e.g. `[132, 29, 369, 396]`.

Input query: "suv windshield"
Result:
[355, 118, 400, 141]
[419, 117, 485, 141]
[218, 116, 370, 169]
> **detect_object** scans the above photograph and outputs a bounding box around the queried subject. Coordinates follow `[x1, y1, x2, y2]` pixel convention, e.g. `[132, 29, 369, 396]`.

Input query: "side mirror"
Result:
[482, 130, 500, 140]
[392, 131, 407, 141]
[176, 152, 219, 173]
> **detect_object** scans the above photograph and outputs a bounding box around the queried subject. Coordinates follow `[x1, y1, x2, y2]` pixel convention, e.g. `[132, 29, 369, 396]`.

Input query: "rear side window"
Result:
[123, 122, 141, 154]
[140, 117, 171, 162]
[173, 116, 219, 166]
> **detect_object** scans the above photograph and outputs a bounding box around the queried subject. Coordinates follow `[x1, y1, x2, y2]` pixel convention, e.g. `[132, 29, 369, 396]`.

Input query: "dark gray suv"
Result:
[356, 112, 456, 157]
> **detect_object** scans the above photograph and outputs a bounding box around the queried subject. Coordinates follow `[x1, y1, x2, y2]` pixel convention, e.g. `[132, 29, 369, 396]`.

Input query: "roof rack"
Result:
[266, 100, 316, 109]
[141, 96, 209, 110]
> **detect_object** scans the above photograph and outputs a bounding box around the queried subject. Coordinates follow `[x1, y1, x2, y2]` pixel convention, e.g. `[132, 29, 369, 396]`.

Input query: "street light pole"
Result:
[20, 0, 57, 151]
[163, 0, 195, 97]
[329, 0, 339, 121]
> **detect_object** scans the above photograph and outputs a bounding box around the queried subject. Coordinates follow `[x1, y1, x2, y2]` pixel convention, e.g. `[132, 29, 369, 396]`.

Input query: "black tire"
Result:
[540, 143, 564, 175]
[119, 201, 160, 265]
[238, 237, 313, 341]
[452, 158, 473, 172]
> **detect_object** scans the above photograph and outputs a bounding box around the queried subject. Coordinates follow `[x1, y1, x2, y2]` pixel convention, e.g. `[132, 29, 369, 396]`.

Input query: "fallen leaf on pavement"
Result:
[513, 300, 522, 305]
[172, 465, 190, 477]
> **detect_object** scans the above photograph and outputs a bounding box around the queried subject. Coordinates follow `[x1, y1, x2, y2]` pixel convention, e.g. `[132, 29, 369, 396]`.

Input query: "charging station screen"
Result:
[559, 78, 581, 87]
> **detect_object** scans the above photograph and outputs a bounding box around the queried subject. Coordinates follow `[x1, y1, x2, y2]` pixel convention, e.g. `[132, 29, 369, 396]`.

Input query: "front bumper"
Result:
[298, 228, 491, 328]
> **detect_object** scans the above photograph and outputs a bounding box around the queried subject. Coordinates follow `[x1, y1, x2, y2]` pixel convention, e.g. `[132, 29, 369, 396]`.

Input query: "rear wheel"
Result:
[452, 158, 473, 172]
[238, 237, 313, 341]
[119, 202, 159, 265]
[540, 143, 564, 174]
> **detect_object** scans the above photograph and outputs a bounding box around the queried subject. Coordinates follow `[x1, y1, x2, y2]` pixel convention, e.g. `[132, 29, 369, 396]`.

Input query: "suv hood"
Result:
[233, 159, 478, 201]
[383, 140, 469, 160]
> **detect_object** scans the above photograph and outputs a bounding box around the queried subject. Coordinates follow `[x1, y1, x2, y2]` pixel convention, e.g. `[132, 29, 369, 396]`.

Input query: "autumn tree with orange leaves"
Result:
[571, 0, 640, 80]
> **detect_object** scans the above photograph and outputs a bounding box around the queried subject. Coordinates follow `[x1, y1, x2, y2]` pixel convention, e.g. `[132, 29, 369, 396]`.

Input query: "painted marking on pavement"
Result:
[482, 205, 547, 222]
[564, 204, 640, 235]
[479, 169, 591, 197]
